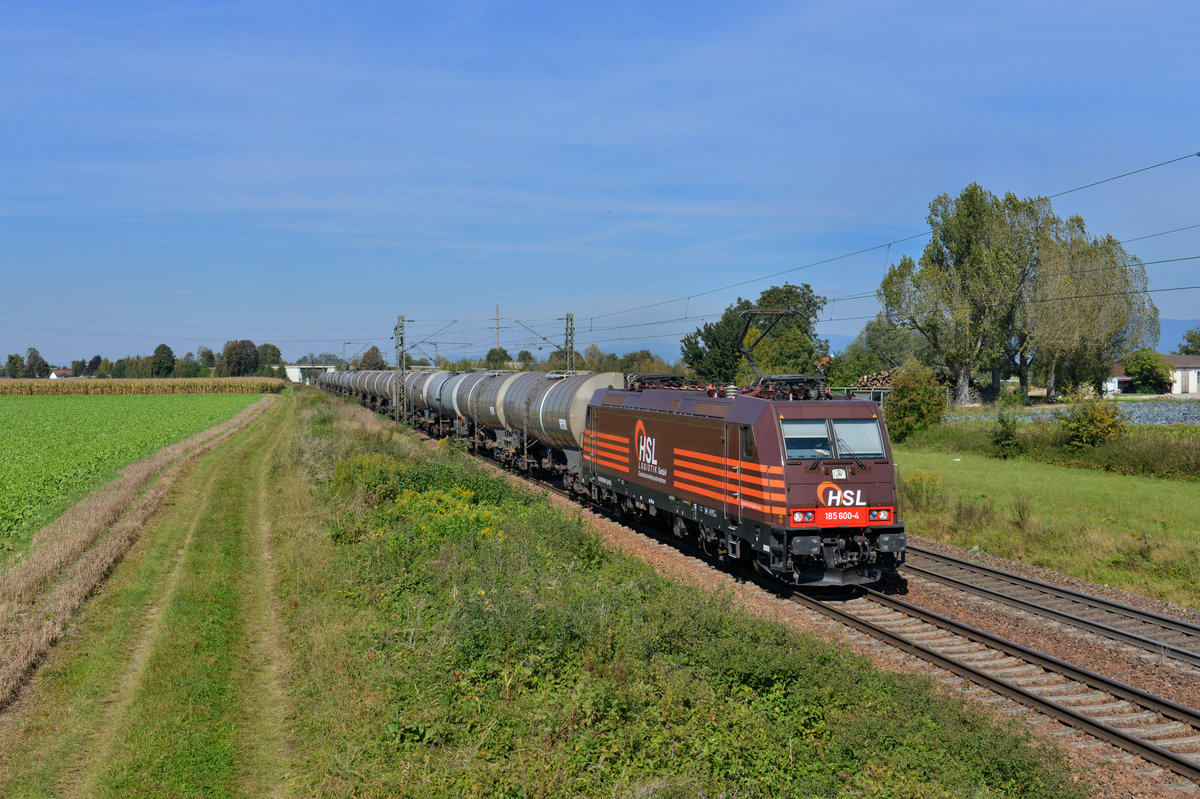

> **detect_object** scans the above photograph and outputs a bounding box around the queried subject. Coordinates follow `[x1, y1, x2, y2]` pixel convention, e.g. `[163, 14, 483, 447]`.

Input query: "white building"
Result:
[284, 364, 338, 384]
[1105, 354, 1200, 395]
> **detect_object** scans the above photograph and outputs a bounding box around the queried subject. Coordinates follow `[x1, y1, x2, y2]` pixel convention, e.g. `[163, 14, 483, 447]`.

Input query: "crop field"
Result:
[0, 394, 264, 550]
[0, 376, 285, 395]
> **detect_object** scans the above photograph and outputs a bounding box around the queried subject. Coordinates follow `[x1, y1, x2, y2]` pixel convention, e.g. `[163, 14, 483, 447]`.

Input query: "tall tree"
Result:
[543, 348, 584, 372]
[150, 343, 176, 377]
[173, 352, 204, 378]
[257, 342, 284, 366]
[5, 353, 24, 379]
[360, 345, 387, 370]
[984, 193, 1059, 401]
[22, 348, 49, 378]
[583, 344, 605, 372]
[484, 347, 511, 370]
[221, 340, 259, 377]
[1027, 219, 1157, 399]
[681, 283, 826, 384]
[84, 355, 101, 376]
[516, 350, 536, 370]
[1176, 326, 1200, 356]
[618, 349, 675, 374]
[197, 346, 216, 369]
[880, 184, 1011, 405]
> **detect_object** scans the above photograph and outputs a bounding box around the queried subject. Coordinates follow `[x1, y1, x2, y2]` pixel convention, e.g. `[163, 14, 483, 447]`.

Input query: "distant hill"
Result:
[1160, 318, 1200, 353]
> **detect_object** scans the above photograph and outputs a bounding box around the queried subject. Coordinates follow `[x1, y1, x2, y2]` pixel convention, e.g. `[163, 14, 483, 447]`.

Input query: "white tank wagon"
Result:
[319, 369, 622, 474]
[522, 372, 623, 451]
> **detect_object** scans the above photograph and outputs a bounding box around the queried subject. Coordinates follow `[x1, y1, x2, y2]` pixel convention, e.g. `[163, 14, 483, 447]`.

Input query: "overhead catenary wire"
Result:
[577, 151, 1199, 326]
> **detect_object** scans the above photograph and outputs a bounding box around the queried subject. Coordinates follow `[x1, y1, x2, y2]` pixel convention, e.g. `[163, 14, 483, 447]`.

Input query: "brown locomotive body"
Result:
[581, 387, 905, 586]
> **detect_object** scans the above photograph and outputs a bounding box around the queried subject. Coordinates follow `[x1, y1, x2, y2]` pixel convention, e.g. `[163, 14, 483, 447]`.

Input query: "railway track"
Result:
[421, 433, 1200, 785]
[791, 588, 1200, 783]
[904, 545, 1200, 669]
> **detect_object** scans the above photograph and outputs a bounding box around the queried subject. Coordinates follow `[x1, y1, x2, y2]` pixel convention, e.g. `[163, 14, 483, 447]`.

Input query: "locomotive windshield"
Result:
[831, 418, 887, 459]
[781, 418, 886, 461]
[780, 419, 832, 459]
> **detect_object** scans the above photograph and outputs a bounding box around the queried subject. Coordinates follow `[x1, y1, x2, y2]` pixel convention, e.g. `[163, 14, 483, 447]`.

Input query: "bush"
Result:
[900, 470, 945, 511]
[1059, 400, 1124, 450]
[1121, 348, 1173, 394]
[991, 410, 1023, 459]
[884, 361, 948, 443]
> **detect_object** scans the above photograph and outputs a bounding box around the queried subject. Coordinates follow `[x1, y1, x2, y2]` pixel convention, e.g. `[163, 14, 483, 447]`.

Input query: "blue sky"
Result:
[2, 1, 1198, 366]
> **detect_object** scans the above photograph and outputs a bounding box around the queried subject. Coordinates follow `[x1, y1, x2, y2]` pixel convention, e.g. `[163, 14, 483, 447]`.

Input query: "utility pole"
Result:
[495, 305, 501, 350]
[393, 315, 406, 422]
[564, 313, 575, 372]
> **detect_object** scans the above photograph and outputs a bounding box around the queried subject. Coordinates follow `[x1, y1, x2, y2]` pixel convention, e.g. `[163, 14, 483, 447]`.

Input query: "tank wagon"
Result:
[316, 370, 905, 586]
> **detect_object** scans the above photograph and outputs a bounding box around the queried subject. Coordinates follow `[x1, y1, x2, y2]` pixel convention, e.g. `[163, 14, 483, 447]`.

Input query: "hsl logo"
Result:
[817, 481, 867, 507]
[635, 419, 658, 467]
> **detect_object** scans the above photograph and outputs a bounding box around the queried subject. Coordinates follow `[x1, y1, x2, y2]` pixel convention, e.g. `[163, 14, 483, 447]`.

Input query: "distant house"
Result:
[284, 364, 337, 385]
[1105, 354, 1200, 395]
[48, 369, 73, 379]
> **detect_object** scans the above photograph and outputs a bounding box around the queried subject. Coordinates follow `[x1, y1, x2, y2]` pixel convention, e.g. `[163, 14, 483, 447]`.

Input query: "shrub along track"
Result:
[0, 395, 291, 797]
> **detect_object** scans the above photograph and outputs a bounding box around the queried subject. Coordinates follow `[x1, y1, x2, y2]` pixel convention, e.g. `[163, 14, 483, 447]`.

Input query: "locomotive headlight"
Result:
[869, 510, 878, 520]
[805, 511, 814, 521]
[878, 509, 889, 520]
[792, 510, 803, 523]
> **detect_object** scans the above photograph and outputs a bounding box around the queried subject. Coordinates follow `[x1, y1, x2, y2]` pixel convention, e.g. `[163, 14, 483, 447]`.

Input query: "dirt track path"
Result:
[0, 396, 294, 798]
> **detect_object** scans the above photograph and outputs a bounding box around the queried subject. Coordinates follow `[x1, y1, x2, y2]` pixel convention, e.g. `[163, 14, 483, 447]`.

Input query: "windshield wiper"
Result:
[807, 447, 831, 471]
[837, 438, 867, 470]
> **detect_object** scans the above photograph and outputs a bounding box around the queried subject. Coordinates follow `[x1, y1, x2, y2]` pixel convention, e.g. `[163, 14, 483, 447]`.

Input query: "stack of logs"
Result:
[853, 369, 895, 388]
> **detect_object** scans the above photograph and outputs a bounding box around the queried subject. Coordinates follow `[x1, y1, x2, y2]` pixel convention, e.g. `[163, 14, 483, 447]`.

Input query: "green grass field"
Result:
[0, 394, 263, 553]
[893, 445, 1200, 607]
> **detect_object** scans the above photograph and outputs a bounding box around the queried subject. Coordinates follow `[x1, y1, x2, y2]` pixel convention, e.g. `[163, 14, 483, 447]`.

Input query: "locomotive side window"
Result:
[741, 425, 756, 459]
[831, 419, 887, 459]
[780, 419, 831, 460]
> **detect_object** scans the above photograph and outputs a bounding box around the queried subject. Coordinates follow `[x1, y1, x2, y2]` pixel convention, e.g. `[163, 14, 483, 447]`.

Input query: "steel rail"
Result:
[905, 546, 1200, 668]
[786, 587, 1200, 782]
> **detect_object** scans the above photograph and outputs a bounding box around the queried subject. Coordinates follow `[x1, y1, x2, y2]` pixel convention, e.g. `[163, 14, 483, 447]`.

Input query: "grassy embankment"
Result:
[273, 392, 1082, 797]
[0, 390, 1085, 797]
[894, 418, 1200, 607]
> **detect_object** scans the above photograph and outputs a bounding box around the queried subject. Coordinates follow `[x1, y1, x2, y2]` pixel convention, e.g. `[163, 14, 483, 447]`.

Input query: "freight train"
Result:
[317, 369, 905, 586]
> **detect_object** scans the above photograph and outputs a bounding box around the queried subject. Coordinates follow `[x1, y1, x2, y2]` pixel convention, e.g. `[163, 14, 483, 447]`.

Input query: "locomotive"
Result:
[317, 369, 905, 586]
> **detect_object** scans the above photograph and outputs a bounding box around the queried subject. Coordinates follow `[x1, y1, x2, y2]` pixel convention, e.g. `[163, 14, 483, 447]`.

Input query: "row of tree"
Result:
[3, 341, 285, 380]
[337, 343, 681, 376]
[879, 184, 1158, 404]
[671, 184, 1187, 405]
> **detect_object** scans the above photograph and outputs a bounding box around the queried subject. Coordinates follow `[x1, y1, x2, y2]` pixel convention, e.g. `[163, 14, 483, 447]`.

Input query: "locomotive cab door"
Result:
[724, 424, 743, 524]
[585, 407, 597, 483]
